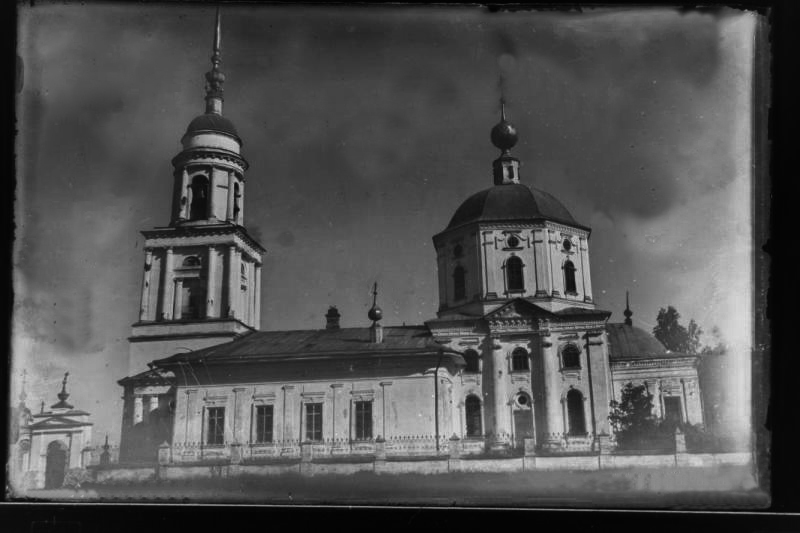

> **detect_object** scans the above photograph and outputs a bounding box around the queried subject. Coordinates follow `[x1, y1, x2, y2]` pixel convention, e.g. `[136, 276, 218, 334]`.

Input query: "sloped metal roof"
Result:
[444, 183, 588, 232]
[605, 323, 688, 361]
[185, 113, 240, 139]
[153, 326, 446, 366]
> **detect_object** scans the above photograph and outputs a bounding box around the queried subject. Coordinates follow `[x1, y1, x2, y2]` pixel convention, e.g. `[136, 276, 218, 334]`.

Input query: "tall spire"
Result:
[204, 7, 226, 115]
[623, 291, 633, 326]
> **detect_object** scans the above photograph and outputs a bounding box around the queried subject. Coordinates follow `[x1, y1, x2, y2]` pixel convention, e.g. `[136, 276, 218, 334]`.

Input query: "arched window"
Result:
[189, 175, 209, 220]
[463, 349, 480, 373]
[506, 256, 524, 292]
[465, 395, 482, 437]
[233, 182, 241, 219]
[182, 256, 201, 268]
[453, 265, 466, 301]
[561, 344, 581, 369]
[566, 389, 587, 436]
[511, 347, 529, 372]
[564, 260, 577, 294]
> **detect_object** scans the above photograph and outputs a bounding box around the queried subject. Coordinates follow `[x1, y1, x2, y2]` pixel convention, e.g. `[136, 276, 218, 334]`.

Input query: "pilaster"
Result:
[227, 245, 239, 318]
[541, 337, 564, 445]
[226, 171, 235, 222]
[179, 168, 190, 220]
[172, 278, 183, 320]
[161, 247, 174, 320]
[579, 236, 593, 302]
[206, 246, 218, 318]
[254, 264, 262, 328]
[139, 248, 153, 321]
[490, 337, 511, 448]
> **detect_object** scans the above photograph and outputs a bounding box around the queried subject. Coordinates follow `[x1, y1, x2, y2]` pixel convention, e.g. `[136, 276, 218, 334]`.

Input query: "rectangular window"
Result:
[182, 278, 205, 319]
[354, 401, 373, 440]
[254, 405, 273, 443]
[305, 403, 323, 442]
[206, 407, 225, 446]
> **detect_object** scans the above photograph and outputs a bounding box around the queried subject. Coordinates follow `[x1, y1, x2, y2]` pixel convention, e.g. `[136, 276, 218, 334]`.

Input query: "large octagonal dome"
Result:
[446, 183, 586, 231]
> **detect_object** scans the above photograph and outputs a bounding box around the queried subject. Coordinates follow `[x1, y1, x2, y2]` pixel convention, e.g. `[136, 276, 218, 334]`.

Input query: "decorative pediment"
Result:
[483, 299, 554, 321]
[27, 416, 91, 430]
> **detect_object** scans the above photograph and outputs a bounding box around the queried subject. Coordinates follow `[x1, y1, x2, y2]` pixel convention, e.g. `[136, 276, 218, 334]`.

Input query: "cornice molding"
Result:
[172, 148, 249, 172]
[142, 225, 266, 255]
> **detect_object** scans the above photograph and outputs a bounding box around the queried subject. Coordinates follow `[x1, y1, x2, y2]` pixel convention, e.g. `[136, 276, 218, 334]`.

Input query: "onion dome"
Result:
[368, 282, 383, 323]
[368, 305, 383, 322]
[490, 102, 518, 153]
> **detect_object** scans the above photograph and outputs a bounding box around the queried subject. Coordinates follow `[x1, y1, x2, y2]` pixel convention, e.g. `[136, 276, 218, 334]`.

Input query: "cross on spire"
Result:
[623, 291, 633, 326]
[204, 6, 226, 115]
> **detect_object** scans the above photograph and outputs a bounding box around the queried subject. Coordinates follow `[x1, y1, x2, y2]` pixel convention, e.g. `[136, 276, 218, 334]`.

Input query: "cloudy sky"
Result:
[13, 4, 757, 443]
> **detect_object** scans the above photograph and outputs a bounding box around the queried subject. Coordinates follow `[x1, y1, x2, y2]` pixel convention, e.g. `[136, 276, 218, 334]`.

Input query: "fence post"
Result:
[674, 427, 688, 467]
[448, 435, 461, 473]
[230, 442, 242, 465]
[374, 437, 386, 474]
[158, 442, 171, 466]
[300, 441, 313, 476]
[597, 433, 614, 470]
[674, 427, 687, 453]
[520, 437, 535, 471]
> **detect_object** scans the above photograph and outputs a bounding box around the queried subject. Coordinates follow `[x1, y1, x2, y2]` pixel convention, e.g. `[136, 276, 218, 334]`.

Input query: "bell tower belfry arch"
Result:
[128, 9, 265, 375]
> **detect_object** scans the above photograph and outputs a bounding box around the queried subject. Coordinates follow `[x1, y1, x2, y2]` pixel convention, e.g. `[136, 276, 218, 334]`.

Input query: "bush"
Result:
[683, 424, 723, 452]
[62, 468, 94, 489]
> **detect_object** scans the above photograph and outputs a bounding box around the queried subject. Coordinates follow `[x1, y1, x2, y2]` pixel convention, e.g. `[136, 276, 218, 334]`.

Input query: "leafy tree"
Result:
[652, 306, 703, 354]
[608, 383, 660, 449]
[700, 325, 728, 356]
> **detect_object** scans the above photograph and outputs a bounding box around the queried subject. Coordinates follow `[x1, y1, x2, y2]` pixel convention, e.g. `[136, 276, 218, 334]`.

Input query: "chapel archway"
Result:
[45, 440, 68, 489]
[512, 392, 534, 449]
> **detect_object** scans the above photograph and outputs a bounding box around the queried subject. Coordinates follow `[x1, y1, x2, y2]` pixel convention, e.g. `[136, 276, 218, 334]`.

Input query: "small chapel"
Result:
[117, 12, 704, 464]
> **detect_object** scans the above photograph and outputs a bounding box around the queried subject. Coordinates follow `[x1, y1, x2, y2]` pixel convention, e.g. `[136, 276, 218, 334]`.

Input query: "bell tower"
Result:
[128, 9, 265, 375]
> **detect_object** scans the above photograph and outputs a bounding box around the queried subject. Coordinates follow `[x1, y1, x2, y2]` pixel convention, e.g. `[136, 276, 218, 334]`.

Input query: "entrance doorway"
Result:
[663, 396, 683, 425]
[45, 440, 68, 489]
[512, 393, 534, 449]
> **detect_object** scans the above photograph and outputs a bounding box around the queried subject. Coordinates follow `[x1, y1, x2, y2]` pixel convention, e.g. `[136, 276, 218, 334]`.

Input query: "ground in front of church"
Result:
[16, 465, 767, 509]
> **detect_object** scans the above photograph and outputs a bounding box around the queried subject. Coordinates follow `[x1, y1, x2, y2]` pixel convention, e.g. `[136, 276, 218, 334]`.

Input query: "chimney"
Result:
[325, 306, 341, 329]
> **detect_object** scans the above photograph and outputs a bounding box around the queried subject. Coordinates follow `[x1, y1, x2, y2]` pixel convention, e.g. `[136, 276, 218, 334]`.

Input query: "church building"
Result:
[117, 13, 704, 464]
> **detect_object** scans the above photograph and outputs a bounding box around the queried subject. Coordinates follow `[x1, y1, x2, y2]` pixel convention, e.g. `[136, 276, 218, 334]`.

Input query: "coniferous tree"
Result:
[608, 382, 660, 449]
